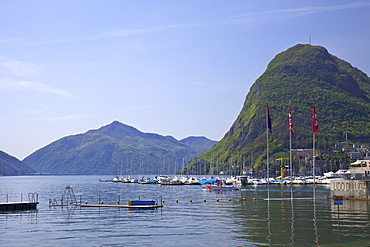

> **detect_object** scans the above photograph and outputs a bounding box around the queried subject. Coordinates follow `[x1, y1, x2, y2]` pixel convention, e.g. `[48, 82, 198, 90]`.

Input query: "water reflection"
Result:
[330, 197, 370, 245]
[233, 184, 370, 246]
[313, 185, 319, 246]
[266, 187, 271, 245]
[290, 184, 295, 246]
[1, 209, 38, 223]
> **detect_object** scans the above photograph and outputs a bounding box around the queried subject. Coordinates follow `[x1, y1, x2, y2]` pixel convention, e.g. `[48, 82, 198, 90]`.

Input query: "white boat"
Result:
[291, 178, 307, 184]
[249, 178, 263, 185]
[323, 171, 340, 179]
[323, 169, 350, 179]
[336, 169, 351, 175]
[201, 180, 239, 191]
[351, 159, 370, 167]
[321, 170, 349, 184]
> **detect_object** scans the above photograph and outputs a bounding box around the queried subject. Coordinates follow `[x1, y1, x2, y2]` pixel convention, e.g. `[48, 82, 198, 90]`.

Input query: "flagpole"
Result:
[267, 123, 269, 185]
[288, 105, 293, 183]
[312, 105, 317, 186]
[266, 102, 271, 200]
[313, 131, 316, 185]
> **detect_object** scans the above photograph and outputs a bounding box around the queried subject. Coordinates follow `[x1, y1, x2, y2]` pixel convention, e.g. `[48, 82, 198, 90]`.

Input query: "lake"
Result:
[1, 175, 369, 246]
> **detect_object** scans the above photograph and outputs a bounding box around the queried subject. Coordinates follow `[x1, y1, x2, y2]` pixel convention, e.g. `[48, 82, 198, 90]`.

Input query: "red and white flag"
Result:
[288, 106, 294, 135]
[312, 105, 318, 134]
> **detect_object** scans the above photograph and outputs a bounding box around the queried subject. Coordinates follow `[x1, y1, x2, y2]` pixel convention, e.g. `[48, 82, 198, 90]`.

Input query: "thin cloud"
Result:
[39, 114, 88, 121]
[0, 79, 78, 98]
[0, 60, 41, 77]
[32, 2, 370, 45]
[228, 2, 370, 24]
[0, 59, 78, 98]
[18, 81, 78, 98]
[38, 23, 202, 44]
[0, 38, 23, 43]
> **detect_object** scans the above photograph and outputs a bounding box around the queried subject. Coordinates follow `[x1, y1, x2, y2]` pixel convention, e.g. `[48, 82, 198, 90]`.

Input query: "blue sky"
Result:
[1, 0, 370, 160]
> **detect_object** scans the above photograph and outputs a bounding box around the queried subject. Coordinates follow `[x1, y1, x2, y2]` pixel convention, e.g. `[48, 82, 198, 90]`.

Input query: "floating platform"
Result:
[0, 202, 39, 211]
[49, 186, 163, 209]
[73, 203, 163, 209]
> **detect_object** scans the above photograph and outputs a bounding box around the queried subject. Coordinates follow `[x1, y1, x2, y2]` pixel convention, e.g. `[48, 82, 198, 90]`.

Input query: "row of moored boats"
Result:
[101, 170, 350, 188]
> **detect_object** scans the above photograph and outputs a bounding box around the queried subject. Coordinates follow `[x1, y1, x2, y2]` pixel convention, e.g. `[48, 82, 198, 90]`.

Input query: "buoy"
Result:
[85, 201, 88, 204]
[228, 198, 231, 201]
[216, 198, 219, 202]
[176, 199, 179, 203]
[203, 199, 206, 202]
[116, 200, 120, 204]
[101, 201, 104, 204]
[253, 198, 256, 201]
[243, 198, 246, 201]
[69, 201, 72, 205]
[189, 199, 193, 203]
[162, 200, 165, 204]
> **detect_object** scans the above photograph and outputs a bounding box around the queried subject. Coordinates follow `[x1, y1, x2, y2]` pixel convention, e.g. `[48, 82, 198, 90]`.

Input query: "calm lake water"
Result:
[1, 175, 369, 246]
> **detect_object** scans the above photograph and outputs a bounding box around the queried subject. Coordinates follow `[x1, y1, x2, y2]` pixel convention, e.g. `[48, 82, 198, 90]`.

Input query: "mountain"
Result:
[0, 150, 35, 176]
[190, 44, 370, 174]
[180, 136, 217, 149]
[23, 121, 217, 175]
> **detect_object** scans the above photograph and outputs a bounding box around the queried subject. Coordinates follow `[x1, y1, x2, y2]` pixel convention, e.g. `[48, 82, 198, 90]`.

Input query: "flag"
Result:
[288, 106, 294, 135]
[312, 105, 318, 134]
[266, 102, 272, 133]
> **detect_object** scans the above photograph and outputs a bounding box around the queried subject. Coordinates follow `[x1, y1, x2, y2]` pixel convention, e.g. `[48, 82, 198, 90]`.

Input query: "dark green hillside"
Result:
[23, 121, 217, 175]
[0, 150, 35, 175]
[190, 44, 370, 174]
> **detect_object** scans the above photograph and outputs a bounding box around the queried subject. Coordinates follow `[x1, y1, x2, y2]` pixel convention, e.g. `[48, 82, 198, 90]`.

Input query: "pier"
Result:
[49, 185, 163, 209]
[0, 192, 39, 211]
[72, 203, 163, 209]
[0, 202, 39, 211]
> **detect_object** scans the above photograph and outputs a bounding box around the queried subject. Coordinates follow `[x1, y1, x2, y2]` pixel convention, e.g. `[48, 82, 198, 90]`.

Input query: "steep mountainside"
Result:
[191, 44, 370, 174]
[0, 150, 35, 175]
[23, 121, 217, 175]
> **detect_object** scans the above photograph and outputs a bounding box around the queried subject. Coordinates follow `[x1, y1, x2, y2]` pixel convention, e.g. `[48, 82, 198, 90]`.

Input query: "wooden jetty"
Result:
[0, 202, 39, 211]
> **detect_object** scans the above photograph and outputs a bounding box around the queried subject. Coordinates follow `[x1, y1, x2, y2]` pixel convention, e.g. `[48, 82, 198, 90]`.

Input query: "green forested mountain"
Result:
[23, 121, 217, 175]
[0, 150, 35, 176]
[190, 44, 370, 174]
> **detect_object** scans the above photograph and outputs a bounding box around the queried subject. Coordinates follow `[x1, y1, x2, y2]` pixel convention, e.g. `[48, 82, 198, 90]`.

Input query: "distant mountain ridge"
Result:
[0, 150, 35, 176]
[180, 136, 218, 149]
[190, 44, 370, 174]
[23, 121, 217, 175]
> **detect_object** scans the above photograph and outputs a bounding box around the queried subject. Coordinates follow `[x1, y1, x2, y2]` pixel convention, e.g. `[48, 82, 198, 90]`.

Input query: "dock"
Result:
[0, 192, 39, 211]
[72, 203, 163, 209]
[49, 186, 163, 209]
[0, 202, 39, 211]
